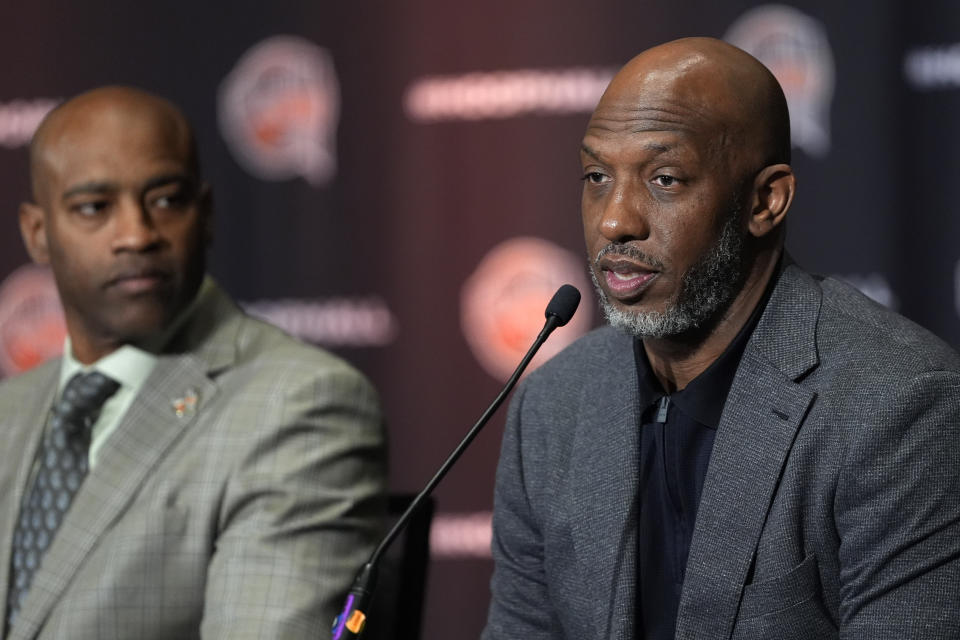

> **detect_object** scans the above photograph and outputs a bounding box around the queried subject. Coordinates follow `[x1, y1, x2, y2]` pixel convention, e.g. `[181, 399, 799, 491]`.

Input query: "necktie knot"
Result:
[54, 371, 120, 432]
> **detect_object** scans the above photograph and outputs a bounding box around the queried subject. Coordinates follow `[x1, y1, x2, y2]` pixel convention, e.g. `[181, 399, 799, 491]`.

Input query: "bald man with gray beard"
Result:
[483, 37, 960, 640]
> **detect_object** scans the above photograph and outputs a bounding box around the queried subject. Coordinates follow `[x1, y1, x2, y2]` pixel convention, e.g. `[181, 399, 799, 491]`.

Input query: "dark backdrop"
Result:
[1, 1, 957, 637]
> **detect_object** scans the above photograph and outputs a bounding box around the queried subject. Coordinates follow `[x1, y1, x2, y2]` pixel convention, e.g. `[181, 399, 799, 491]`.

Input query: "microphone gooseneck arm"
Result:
[331, 284, 580, 639]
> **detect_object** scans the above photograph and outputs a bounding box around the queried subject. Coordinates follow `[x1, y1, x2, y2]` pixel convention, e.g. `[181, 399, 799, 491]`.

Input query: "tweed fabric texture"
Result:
[483, 263, 960, 640]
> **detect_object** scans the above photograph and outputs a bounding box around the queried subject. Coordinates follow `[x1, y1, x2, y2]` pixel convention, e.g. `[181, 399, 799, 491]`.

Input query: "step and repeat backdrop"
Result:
[1, 0, 959, 636]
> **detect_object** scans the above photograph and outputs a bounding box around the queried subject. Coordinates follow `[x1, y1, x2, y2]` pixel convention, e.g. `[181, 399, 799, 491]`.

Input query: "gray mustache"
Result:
[594, 243, 665, 270]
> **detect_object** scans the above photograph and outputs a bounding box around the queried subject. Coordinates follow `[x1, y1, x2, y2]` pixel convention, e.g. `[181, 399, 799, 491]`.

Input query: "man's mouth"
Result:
[106, 269, 171, 295]
[599, 259, 659, 300]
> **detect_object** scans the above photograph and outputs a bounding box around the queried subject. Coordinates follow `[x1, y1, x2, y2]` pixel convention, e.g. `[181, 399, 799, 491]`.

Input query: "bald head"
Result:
[29, 86, 199, 206]
[597, 37, 790, 170]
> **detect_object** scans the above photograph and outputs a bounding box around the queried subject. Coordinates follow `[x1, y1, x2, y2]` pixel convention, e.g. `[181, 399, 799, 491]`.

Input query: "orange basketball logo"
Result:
[218, 35, 340, 185]
[0, 265, 65, 378]
[461, 237, 592, 382]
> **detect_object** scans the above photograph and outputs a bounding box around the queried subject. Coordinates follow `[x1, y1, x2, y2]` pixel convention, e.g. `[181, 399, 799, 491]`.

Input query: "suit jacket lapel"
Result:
[568, 330, 645, 640]
[11, 283, 243, 639]
[675, 265, 822, 640]
[0, 364, 59, 628]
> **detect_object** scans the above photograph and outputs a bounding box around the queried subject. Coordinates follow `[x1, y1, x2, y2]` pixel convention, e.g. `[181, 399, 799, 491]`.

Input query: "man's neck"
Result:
[68, 334, 123, 366]
[643, 250, 781, 392]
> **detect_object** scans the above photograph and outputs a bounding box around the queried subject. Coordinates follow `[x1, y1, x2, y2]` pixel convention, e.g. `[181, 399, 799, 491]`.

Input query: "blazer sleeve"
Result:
[835, 369, 960, 637]
[199, 360, 387, 639]
[483, 382, 559, 639]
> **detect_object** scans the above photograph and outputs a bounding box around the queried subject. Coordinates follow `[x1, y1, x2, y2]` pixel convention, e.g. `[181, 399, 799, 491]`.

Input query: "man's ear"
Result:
[748, 163, 795, 238]
[19, 202, 50, 264]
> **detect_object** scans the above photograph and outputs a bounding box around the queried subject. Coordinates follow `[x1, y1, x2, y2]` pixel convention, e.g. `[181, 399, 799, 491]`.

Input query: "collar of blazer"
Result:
[161, 279, 247, 378]
[2, 279, 243, 639]
[676, 261, 822, 639]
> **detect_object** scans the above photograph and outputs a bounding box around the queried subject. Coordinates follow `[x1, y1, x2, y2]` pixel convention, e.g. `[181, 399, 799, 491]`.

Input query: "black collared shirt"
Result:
[634, 285, 773, 640]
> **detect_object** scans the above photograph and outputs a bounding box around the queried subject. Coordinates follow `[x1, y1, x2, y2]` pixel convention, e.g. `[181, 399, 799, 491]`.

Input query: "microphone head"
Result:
[545, 284, 581, 327]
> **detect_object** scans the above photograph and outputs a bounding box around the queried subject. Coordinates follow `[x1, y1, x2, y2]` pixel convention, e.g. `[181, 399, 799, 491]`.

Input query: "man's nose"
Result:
[110, 198, 161, 252]
[598, 183, 650, 243]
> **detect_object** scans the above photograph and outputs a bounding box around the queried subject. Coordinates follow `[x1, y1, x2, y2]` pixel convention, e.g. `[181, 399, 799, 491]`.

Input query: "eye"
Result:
[153, 194, 186, 209]
[652, 174, 679, 187]
[70, 200, 108, 217]
[147, 186, 193, 211]
[581, 171, 609, 185]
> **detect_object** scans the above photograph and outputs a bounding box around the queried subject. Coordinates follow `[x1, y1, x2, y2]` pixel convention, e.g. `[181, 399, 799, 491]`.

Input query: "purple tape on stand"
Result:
[331, 593, 355, 639]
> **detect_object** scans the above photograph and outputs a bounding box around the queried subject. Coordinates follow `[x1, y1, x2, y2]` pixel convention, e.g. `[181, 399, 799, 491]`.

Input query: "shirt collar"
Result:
[59, 341, 157, 394]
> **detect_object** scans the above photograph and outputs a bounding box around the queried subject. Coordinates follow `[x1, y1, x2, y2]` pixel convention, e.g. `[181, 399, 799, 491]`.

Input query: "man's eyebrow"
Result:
[61, 181, 118, 200]
[640, 141, 672, 153]
[142, 173, 195, 192]
[60, 174, 196, 202]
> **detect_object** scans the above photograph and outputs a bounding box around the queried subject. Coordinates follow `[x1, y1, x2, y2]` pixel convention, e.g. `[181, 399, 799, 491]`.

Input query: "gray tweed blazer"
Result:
[0, 282, 386, 640]
[484, 263, 960, 639]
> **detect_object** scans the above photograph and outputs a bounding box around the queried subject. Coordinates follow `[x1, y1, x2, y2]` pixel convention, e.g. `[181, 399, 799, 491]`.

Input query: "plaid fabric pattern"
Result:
[6, 372, 119, 629]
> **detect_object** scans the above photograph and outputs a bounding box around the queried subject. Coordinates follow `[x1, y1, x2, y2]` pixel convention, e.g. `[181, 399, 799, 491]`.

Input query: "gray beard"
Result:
[590, 210, 746, 339]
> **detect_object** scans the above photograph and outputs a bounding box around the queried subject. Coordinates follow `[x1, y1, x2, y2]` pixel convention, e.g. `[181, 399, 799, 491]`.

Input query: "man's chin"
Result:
[599, 295, 698, 340]
[102, 306, 179, 346]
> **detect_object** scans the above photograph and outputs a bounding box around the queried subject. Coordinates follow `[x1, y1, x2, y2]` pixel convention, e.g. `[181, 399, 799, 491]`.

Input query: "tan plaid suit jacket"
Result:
[0, 282, 387, 639]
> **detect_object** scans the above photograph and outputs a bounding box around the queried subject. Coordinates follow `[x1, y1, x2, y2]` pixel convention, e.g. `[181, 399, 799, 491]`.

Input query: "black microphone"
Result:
[545, 283, 580, 327]
[330, 284, 581, 639]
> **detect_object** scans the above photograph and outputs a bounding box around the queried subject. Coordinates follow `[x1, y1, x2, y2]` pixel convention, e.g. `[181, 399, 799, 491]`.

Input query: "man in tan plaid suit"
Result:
[0, 86, 386, 639]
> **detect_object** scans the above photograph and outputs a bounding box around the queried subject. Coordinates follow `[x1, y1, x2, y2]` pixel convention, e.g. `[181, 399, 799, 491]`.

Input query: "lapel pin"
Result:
[172, 389, 199, 418]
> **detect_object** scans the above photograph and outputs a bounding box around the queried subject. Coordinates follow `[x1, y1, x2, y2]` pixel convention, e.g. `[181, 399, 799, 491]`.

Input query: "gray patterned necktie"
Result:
[6, 371, 120, 629]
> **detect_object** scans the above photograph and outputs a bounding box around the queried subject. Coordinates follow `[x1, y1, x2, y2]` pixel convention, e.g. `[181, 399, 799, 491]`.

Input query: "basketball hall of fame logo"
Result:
[0, 265, 65, 378]
[218, 35, 340, 186]
[725, 4, 835, 158]
[461, 237, 592, 383]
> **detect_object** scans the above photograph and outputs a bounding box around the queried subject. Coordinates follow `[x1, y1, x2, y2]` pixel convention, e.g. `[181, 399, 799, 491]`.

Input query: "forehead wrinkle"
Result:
[590, 97, 721, 136]
[581, 140, 674, 163]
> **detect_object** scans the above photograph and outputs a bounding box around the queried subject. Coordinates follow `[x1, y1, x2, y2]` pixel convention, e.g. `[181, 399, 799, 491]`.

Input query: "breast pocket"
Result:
[732, 554, 837, 639]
